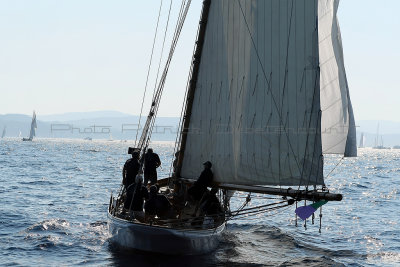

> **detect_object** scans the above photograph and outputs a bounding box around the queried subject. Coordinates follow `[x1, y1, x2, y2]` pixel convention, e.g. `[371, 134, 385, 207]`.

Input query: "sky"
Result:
[0, 0, 399, 121]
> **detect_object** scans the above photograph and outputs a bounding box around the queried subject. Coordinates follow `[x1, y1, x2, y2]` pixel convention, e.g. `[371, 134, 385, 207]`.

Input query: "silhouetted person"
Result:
[124, 175, 149, 222]
[145, 185, 173, 220]
[144, 148, 161, 186]
[188, 161, 214, 201]
[123, 150, 140, 188]
[201, 188, 222, 217]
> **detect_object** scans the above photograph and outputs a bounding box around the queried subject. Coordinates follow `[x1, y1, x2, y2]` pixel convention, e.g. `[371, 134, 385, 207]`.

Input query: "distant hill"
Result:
[38, 110, 133, 122]
[0, 111, 179, 141]
[1, 112, 400, 146]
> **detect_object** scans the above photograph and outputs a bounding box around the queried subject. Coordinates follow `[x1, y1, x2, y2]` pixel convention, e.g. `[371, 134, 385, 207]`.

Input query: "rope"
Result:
[135, 0, 164, 146]
[151, 0, 173, 101]
[325, 156, 345, 179]
[142, 0, 192, 151]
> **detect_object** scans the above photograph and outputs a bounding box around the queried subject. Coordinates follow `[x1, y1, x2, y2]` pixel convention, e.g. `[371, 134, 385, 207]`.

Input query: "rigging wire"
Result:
[151, 0, 173, 101]
[143, 0, 192, 151]
[134, 0, 191, 152]
[325, 156, 345, 179]
[135, 0, 164, 147]
[169, 0, 204, 176]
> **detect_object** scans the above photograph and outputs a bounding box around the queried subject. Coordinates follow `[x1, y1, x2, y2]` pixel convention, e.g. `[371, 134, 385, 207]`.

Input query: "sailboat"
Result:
[108, 0, 356, 255]
[1, 126, 6, 139]
[359, 132, 366, 148]
[373, 123, 389, 149]
[22, 111, 37, 141]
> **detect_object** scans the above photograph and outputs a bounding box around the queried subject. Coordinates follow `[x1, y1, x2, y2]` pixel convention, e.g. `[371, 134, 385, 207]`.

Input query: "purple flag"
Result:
[295, 201, 328, 220]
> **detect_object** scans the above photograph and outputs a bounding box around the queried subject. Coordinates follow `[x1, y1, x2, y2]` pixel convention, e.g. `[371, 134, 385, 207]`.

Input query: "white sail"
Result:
[181, 0, 323, 186]
[359, 132, 365, 148]
[28, 111, 37, 140]
[318, 0, 357, 157]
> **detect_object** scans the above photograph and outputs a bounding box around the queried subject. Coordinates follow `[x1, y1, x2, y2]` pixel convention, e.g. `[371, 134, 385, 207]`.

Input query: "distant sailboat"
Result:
[373, 123, 389, 149]
[22, 111, 37, 141]
[18, 130, 22, 138]
[1, 126, 6, 139]
[359, 132, 366, 148]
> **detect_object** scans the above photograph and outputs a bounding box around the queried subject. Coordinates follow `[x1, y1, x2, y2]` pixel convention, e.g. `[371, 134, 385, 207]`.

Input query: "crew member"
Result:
[201, 188, 223, 222]
[188, 161, 214, 201]
[145, 185, 174, 220]
[124, 175, 149, 222]
[144, 148, 161, 186]
[122, 148, 140, 188]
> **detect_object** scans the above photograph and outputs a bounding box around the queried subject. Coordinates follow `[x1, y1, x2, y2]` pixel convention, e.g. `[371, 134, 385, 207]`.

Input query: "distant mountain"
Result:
[1, 112, 400, 145]
[38, 110, 133, 122]
[0, 111, 179, 141]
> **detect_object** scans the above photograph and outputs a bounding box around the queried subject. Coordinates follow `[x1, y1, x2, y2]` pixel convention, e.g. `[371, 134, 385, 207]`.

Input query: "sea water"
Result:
[0, 139, 399, 266]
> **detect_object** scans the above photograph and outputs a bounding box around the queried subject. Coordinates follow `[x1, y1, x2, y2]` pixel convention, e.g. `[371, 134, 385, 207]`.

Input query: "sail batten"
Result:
[180, 0, 324, 187]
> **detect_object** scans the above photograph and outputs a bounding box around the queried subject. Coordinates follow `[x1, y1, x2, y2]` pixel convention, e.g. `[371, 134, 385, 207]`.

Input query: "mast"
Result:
[176, 0, 211, 178]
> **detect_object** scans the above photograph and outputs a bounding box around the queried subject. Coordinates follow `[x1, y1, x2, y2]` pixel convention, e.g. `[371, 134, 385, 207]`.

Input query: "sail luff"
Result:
[176, 0, 212, 178]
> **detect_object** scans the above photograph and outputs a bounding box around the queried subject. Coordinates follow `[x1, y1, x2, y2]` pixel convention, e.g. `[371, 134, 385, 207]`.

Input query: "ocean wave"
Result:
[27, 219, 70, 233]
[62, 166, 84, 172]
[34, 235, 60, 250]
[279, 256, 345, 267]
[367, 251, 400, 265]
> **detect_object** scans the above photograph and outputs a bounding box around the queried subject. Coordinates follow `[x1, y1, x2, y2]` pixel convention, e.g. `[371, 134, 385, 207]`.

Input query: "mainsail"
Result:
[28, 111, 37, 140]
[178, 0, 356, 187]
[1, 126, 5, 138]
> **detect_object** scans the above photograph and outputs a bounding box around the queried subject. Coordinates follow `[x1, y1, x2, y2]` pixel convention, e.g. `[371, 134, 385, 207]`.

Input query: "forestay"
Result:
[180, 0, 324, 186]
[318, 0, 357, 157]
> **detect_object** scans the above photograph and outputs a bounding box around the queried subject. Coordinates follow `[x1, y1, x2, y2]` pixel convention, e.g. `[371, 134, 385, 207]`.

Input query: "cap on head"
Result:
[147, 148, 153, 153]
[128, 147, 140, 155]
[203, 161, 212, 168]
